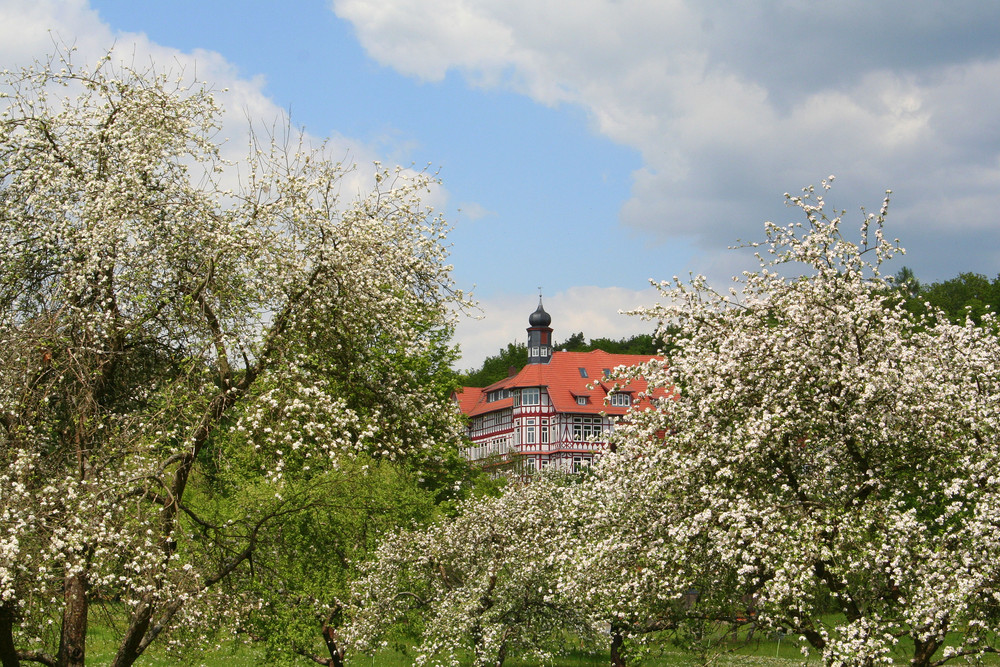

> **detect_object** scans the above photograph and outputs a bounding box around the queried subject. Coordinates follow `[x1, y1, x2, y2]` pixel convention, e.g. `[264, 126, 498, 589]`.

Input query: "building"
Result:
[454, 298, 665, 473]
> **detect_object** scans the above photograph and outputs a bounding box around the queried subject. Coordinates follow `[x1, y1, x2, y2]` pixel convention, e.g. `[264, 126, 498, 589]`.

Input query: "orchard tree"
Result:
[0, 50, 469, 667]
[347, 475, 599, 667]
[584, 179, 1000, 666]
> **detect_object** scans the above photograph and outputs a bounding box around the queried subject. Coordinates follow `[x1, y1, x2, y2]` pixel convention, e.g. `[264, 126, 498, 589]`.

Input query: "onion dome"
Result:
[529, 298, 551, 327]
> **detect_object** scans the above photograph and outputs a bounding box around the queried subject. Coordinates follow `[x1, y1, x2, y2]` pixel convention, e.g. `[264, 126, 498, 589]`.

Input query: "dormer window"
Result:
[576, 396, 588, 405]
[609, 392, 631, 407]
[486, 388, 510, 403]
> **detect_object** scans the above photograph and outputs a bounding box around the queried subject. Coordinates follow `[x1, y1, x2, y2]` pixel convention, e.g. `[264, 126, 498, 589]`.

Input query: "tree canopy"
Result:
[0, 50, 469, 667]
[897, 268, 1000, 326]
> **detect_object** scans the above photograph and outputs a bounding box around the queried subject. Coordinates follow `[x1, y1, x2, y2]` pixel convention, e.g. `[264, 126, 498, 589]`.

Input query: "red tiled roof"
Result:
[452, 386, 484, 415]
[459, 350, 666, 417]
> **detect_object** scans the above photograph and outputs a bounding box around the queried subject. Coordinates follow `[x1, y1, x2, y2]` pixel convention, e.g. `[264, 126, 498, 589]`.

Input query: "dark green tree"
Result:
[458, 342, 527, 387]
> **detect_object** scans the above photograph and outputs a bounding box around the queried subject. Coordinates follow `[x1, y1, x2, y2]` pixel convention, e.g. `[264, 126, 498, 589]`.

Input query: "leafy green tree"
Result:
[225, 458, 439, 666]
[896, 267, 1000, 325]
[553, 332, 659, 355]
[0, 49, 469, 667]
[920, 272, 999, 325]
[555, 331, 587, 351]
[458, 342, 527, 387]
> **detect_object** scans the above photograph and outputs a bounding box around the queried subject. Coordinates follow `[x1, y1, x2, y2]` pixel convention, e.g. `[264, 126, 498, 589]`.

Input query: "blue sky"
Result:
[3, 1, 1000, 368]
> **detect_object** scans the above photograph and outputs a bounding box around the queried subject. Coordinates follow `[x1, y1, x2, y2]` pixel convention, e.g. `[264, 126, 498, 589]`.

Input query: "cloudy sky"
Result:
[3, 1, 999, 369]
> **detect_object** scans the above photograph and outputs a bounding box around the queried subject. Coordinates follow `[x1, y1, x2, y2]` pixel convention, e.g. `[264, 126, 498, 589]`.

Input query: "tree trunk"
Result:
[494, 641, 507, 667]
[610, 625, 626, 667]
[911, 636, 941, 667]
[56, 573, 87, 667]
[322, 624, 345, 667]
[0, 602, 20, 667]
[110, 599, 154, 667]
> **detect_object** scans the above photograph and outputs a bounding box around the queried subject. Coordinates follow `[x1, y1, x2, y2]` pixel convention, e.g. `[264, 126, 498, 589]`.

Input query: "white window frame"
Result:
[521, 388, 540, 405]
[609, 392, 631, 407]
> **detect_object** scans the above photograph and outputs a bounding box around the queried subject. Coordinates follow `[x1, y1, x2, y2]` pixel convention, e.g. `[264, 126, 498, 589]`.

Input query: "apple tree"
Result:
[0, 49, 469, 667]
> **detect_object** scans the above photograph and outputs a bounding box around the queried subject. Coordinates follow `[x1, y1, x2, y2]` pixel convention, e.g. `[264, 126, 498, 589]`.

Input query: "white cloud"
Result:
[332, 0, 1000, 280]
[456, 201, 494, 221]
[0, 0, 450, 224]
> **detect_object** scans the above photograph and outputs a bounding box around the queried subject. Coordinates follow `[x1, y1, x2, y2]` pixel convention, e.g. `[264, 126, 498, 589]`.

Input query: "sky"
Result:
[2, 1, 1000, 369]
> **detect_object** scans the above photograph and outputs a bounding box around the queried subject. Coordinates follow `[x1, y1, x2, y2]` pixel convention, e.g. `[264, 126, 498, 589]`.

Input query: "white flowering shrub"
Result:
[0, 49, 469, 667]
[347, 475, 600, 667]
[581, 179, 1000, 666]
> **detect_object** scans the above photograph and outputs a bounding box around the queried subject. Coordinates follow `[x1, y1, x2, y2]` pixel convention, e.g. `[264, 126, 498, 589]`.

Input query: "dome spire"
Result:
[527, 292, 553, 363]
[529, 291, 551, 327]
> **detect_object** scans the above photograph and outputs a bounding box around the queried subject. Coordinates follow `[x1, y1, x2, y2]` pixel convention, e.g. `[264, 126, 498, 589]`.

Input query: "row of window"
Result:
[493, 386, 631, 409]
[524, 455, 593, 473]
[509, 415, 611, 445]
[512, 387, 542, 407]
[470, 409, 513, 434]
[486, 388, 511, 403]
[574, 393, 630, 407]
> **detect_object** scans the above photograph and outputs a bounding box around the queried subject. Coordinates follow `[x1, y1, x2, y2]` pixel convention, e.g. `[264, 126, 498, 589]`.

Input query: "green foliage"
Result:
[897, 267, 1000, 326]
[554, 331, 660, 355]
[218, 457, 439, 666]
[458, 341, 527, 387]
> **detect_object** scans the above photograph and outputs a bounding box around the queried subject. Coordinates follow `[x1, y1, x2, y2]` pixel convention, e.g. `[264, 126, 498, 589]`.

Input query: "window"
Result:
[521, 388, 540, 405]
[573, 456, 592, 473]
[530, 346, 539, 357]
[487, 388, 510, 403]
[541, 419, 548, 444]
[578, 367, 588, 378]
[609, 392, 631, 407]
[525, 418, 536, 444]
[576, 396, 588, 406]
[572, 416, 605, 441]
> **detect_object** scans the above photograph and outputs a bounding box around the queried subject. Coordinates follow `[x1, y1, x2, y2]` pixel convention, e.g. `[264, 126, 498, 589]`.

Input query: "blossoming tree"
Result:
[348, 475, 599, 667]
[585, 179, 1000, 666]
[0, 50, 469, 667]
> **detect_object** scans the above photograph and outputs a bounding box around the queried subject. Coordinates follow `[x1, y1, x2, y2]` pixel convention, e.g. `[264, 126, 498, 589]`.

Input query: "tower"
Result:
[526, 296, 553, 364]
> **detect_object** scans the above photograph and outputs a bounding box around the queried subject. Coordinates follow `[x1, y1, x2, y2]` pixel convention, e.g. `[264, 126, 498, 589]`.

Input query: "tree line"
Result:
[460, 267, 1000, 390]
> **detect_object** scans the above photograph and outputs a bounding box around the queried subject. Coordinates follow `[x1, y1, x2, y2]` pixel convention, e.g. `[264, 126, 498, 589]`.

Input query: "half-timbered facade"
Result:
[454, 299, 664, 472]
